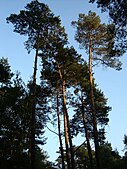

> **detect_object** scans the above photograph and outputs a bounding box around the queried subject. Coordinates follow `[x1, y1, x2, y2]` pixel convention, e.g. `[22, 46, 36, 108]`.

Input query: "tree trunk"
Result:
[30, 47, 38, 169]
[89, 35, 101, 169]
[57, 62, 74, 169]
[81, 93, 94, 169]
[62, 81, 71, 169]
[56, 90, 65, 169]
[57, 63, 70, 169]
[62, 80, 75, 169]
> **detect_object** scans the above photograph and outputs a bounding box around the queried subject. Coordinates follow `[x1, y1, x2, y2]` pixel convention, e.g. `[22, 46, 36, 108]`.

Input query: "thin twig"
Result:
[46, 126, 59, 136]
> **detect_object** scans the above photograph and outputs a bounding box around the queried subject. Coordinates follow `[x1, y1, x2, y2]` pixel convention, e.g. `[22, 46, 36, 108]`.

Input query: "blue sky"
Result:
[1, 0, 127, 161]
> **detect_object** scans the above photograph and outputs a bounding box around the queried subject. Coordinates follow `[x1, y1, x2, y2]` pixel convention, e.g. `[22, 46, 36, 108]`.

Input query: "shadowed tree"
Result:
[0, 58, 49, 169]
[40, 43, 85, 169]
[70, 63, 94, 169]
[0, 60, 30, 169]
[70, 66, 111, 169]
[0, 57, 13, 85]
[56, 143, 95, 169]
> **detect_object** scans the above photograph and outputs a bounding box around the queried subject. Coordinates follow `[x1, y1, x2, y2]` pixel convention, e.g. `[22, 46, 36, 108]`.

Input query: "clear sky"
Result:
[1, 0, 127, 162]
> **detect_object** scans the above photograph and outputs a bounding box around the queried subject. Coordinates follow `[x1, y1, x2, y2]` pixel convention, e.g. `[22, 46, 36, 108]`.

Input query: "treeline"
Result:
[0, 1, 127, 169]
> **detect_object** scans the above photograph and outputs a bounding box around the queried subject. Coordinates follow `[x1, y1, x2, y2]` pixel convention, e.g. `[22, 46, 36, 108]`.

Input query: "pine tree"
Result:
[41, 43, 84, 169]
[7, 1, 67, 168]
[72, 11, 119, 169]
[70, 63, 111, 169]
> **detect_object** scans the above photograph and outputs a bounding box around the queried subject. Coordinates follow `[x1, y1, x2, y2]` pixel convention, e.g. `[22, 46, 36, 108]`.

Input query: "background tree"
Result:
[123, 135, 127, 154]
[121, 135, 127, 169]
[70, 71, 111, 169]
[0, 60, 30, 169]
[99, 142, 122, 169]
[74, 144, 95, 169]
[0, 58, 48, 169]
[0, 57, 13, 85]
[56, 143, 95, 169]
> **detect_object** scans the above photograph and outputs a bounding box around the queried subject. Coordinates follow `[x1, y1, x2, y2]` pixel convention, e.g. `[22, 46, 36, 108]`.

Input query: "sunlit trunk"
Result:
[89, 35, 101, 169]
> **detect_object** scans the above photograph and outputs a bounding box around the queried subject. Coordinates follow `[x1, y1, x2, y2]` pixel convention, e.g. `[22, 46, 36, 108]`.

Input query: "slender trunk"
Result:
[57, 63, 74, 169]
[30, 47, 38, 169]
[81, 92, 94, 169]
[62, 80, 75, 169]
[67, 115, 75, 169]
[89, 35, 100, 169]
[62, 81, 71, 169]
[56, 90, 65, 169]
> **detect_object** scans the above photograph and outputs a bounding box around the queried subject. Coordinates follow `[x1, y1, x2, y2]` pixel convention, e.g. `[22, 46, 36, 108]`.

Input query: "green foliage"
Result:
[6, 0, 67, 54]
[99, 142, 122, 169]
[72, 11, 122, 70]
[56, 144, 95, 169]
[89, 0, 127, 56]
[71, 81, 111, 143]
[74, 144, 95, 169]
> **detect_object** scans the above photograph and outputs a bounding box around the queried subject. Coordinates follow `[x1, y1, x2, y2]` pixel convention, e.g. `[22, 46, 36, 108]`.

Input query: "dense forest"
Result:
[0, 0, 127, 169]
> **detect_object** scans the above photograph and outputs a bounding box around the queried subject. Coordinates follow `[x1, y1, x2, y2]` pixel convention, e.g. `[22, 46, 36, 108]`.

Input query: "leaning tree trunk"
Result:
[89, 35, 101, 169]
[81, 92, 94, 169]
[30, 47, 39, 169]
[56, 90, 65, 169]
